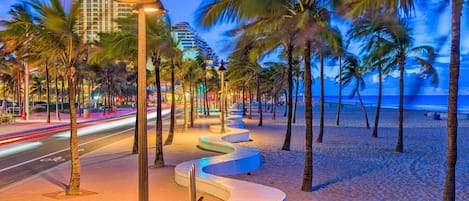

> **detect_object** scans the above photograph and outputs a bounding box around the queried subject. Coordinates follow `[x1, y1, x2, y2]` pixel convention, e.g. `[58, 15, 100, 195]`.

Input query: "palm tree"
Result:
[347, 12, 398, 138]
[283, 0, 334, 191]
[0, 2, 40, 119]
[376, 17, 436, 153]
[185, 58, 203, 128]
[30, 0, 85, 195]
[292, 58, 302, 124]
[340, 53, 370, 128]
[147, 15, 173, 166]
[312, 27, 343, 144]
[331, 31, 346, 126]
[164, 53, 182, 145]
[444, 1, 463, 200]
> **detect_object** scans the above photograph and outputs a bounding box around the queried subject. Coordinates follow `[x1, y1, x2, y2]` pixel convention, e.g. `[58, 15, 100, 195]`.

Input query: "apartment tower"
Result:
[76, 0, 133, 42]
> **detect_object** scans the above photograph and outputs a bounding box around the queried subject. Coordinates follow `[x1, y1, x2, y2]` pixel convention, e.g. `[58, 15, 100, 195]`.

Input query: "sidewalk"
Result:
[0, 115, 222, 201]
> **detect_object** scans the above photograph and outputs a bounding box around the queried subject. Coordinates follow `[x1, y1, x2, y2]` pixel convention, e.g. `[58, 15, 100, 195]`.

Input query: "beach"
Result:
[228, 103, 469, 201]
[1, 103, 467, 201]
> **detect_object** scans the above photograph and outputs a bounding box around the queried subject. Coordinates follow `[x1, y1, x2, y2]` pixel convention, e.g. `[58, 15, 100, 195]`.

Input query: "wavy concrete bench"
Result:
[175, 111, 286, 201]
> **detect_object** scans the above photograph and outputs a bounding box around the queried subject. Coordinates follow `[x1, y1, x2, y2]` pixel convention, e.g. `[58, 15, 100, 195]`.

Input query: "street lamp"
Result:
[218, 60, 226, 133]
[113, 1, 166, 201]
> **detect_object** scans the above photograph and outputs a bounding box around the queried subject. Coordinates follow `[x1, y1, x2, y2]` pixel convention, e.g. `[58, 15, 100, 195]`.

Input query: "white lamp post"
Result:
[113, 1, 166, 201]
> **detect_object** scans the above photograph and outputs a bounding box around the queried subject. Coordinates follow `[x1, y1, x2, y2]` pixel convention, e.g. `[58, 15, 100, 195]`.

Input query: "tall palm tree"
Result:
[331, 31, 346, 126]
[377, 17, 436, 153]
[292, 58, 302, 124]
[312, 27, 343, 144]
[340, 53, 370, 128]
[284, 0, 334, 190]
[30, 0, 85, 195]
[0, 2, 39, 119]
[444, 1, 463, 199]
[347, 12, 397, 137]
[163, 51, 182, 145]
[185, 58, 203, 128]
[144, 13, 177, 159]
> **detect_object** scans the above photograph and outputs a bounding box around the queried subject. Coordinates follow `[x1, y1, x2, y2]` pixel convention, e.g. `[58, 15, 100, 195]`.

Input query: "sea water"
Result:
[321, 95, 469, 113]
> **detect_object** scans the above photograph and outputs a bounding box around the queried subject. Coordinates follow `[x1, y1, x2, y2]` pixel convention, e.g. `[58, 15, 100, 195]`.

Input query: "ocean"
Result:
[318, 95, 469, 113]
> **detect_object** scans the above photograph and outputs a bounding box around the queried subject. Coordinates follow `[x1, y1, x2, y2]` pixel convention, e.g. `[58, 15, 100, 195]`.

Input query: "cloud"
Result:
[389, 70, 400, 78]
[406, 68, 421, 75]
[422, 87, 446, 95]
[372, 74, 379, 83]
[436, 56, 450, 63]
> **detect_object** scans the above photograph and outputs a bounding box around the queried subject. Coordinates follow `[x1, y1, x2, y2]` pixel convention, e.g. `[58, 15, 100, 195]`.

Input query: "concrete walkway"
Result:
[175, 111, 286, 201]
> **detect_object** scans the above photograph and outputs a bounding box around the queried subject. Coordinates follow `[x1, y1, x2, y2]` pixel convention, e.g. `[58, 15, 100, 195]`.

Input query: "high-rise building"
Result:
[171, 22, 219, 66]
[76, 0, 134, 42]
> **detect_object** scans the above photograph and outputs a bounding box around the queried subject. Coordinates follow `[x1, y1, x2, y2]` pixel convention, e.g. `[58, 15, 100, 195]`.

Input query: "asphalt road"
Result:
[0, 110, 172, 190]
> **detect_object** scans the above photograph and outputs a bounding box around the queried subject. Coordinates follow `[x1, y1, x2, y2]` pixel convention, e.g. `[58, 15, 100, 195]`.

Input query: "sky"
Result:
[1, 0, 468, 98]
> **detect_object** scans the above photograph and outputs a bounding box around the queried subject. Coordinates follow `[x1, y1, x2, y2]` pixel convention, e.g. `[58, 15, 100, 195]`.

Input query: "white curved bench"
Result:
[174, 111, 286, 201]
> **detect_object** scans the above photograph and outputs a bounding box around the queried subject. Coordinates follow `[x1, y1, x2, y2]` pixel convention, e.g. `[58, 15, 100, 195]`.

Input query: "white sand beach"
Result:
[227, 103, 469, 201]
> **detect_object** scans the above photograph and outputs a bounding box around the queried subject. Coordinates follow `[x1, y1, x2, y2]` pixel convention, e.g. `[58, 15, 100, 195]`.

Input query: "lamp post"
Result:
[113, 1, 166, 201]
[218, 60, 226, 133]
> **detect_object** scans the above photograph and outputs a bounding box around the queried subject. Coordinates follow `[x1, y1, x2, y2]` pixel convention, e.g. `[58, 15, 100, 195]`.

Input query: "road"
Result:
[0, 109, 172, 190]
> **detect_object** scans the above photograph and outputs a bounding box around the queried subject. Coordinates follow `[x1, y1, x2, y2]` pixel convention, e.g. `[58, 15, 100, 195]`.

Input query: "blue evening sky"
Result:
[1, 0, 468, 97]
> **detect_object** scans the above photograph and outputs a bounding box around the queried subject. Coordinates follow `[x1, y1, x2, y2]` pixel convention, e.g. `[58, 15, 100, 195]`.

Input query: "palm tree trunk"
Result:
[76, 82, 81, 117]
[395, 56, 405, 153]
[282, 44, 294, 151]
[203, 77, 207, 116]
[316, 55, 325, 143]
[88, 79, 91, 110]
[165, 61, 176, 145]
[61, 78, 64, 112]
[132, 77, 139, 154]
[336, 56, 342, 126]
[153, 55, 164, 167]
[248, 86, 253, 119]
[55, 74, 61, 120]
[205, 76, 210, 117]
[242, 81, 246, 116]
[293, 76, 299, 124]
[273, 92, 277, 120]
[190, 83, 195, 127]
[283, 89, 288, 117]
[45, 62, 51, 123]
[257, 73, 262, 126]
[182, 82, 188, 133]
[301, 40, 313, 192]
[357, 83, 370, 128]
[17, 72, 22, 117]
[444, 1, 462, 200]
[66, 77, 80, 195]
[81, 81, 85, 112]
[372, 64, 383, 138]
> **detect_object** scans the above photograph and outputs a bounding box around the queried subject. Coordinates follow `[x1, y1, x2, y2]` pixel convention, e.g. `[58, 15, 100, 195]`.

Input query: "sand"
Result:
[227, 103, 469, 201]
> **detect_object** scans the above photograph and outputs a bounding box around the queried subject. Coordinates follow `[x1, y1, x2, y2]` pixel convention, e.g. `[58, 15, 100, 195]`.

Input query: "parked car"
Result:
[0, 100, 17, 108]
[31, 101, 47, 112]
